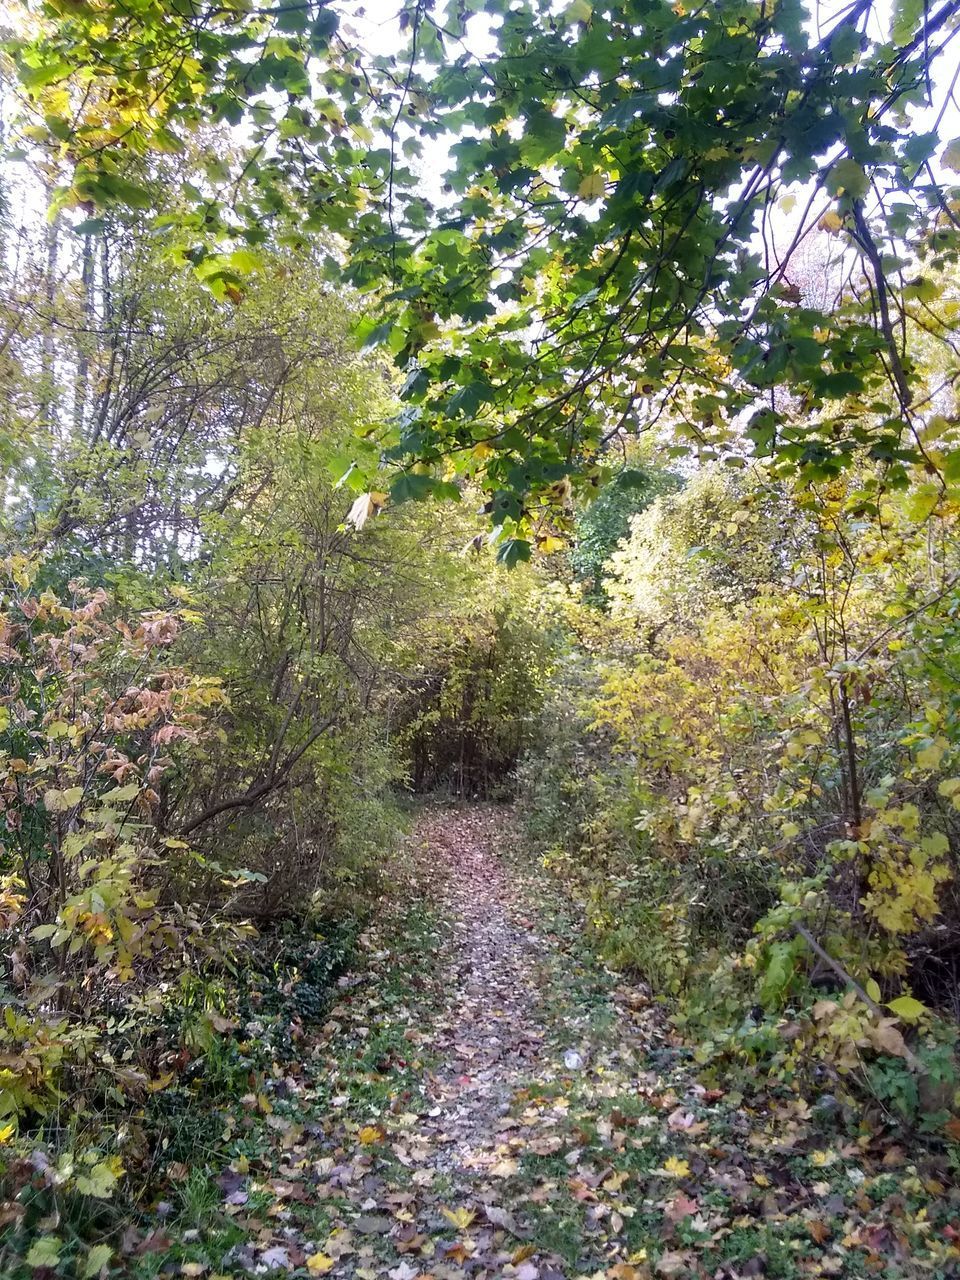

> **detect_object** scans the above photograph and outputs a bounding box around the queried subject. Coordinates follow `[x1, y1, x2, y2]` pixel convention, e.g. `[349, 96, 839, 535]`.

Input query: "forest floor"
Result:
[125, 806, 958, 1280]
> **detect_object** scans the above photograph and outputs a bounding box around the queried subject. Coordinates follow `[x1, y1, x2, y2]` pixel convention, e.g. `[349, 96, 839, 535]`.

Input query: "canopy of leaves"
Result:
[10, 0, 960, 557]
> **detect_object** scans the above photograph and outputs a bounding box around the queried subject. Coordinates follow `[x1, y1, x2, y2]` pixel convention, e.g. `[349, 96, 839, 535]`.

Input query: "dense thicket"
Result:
[0, 190, 548, 1172]
[520, 438, 960, 1120]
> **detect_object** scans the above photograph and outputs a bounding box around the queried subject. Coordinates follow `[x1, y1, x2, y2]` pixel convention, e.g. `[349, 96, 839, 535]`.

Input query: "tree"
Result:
[11, 0, 960, 556]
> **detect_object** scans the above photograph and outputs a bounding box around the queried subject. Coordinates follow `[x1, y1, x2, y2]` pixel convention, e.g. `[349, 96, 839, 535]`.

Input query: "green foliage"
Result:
[396, 575, 555, 796]
[0, 203, 540, 1244]
[571, 462, 681, 606]
[605, 466, 802, 631]
[5, 0, 960, 1251]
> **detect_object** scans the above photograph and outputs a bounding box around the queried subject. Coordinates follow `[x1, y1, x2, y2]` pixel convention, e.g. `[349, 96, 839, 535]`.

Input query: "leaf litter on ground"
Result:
[83, 806, 960, 1280]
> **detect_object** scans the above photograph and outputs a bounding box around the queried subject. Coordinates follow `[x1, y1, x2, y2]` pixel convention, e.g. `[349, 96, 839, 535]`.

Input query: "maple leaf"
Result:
[440, 1206, 475, 1231]
[387, 1264, 419, 1280]
[661, 1156, 690, 1178]
[665, 1193, 698, 1222]
[307, 1254, 335, 1274]
[578, 172, 606, 201]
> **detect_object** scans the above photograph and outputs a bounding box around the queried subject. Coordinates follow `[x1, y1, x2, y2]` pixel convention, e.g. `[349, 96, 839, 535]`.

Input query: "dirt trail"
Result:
[415, 808, 556, 1177]
[295, 804, 660, 1279]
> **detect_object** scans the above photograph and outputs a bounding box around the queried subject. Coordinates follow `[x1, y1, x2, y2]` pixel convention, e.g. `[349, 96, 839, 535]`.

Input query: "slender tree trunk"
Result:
[39, 191, 60, 435]
[72, 232, 95, 434]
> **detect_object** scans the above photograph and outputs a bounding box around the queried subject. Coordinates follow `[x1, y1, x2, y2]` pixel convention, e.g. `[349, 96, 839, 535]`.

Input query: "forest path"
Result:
[177, 806, 952, 1280]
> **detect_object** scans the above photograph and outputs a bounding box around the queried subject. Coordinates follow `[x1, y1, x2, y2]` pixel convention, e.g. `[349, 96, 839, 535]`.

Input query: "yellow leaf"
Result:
[358, 1125, 383, 1145]
[146, 1070, 175, 1093]
[441, 1206, 476, 1230]
[809, 1149, 837, 1167]
[0, 1122, 15, 1143]
[578, 172, 606, 200]
[307, 1254, 335, 1274]
[887, 994, 927, 1023]
[916, 737, 948, 770]
[818, 210, 843, 234]
[662, 1156, 690, 1178]
[538, 535, 566, 553]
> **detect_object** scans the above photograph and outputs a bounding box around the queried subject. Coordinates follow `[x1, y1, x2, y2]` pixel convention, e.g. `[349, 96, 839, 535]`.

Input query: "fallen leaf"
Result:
[440, 1206, 475, 1231]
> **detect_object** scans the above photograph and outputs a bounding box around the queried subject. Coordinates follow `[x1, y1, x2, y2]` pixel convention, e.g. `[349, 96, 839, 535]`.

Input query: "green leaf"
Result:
[94, 173, 154, 210]
[83, 1244, 113, 1279]
[496, 538, 532, 568]
[904, 482, 940, 523]
[75, 1159, 120, 1198]
[72, 218, 107, 236]
[826, 158, 869, 200]
[891, 0, 922, 45]
[829, 24, 860, 64]
[101, 782, 141, 804]
[920, 831, 950, 857]
[358, 320, 394, 352]
[614, 468, 650, 491]
[227, 248, 262, 273]
[310, 7, 339, 47]
[447, 381, 493, 418]
[942, 138, 960, 173]
[26, 1237, 62, 1268]
[565, 0, 593, 22]
[390, 472, 437, 503]
[44, 786, 83, 812]
[520, 110, 566, 166]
